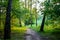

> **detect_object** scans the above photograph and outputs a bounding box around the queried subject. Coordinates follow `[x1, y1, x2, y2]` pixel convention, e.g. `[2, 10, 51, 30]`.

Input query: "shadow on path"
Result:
[25, 28, 41, 40]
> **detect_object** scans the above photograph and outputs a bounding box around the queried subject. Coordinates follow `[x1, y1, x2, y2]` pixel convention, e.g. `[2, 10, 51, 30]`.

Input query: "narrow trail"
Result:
[25, 28, 42, 40]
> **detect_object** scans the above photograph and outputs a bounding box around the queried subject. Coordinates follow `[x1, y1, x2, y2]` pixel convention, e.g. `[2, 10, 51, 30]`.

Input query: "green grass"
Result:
[29, 25, 40, 31]
[11, 27, 27, 40]
[0, 27, 27, 40]
[29, 25, 60, 40]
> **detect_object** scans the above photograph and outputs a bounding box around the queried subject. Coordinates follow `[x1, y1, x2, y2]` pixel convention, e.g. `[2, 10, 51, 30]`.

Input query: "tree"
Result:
[40, 0, 60, 31]
[40, 14, 45, 31]
[4, 0, 12, 39]
[0, 0, 8, 28]
[29, 0, 39, 27]
[40, 0, 50, 31]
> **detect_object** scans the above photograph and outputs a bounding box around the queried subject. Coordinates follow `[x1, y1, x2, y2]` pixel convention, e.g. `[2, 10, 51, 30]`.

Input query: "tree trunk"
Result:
[4, 0, 12, 39]
[35, 11, 37, 27]
[36, 18, 37, 27]
[40, 14, 45, 31]
[31, 20, 32, 27]
[30, 0, 32, 27]
[19, 18, 22, 27]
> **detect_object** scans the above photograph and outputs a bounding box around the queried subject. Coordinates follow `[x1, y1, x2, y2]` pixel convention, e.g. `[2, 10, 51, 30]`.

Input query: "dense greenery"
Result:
[0, 0, 60, 40]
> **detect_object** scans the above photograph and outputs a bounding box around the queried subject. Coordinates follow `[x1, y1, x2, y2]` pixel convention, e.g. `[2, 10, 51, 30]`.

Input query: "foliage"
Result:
[40, 0, 60, 28]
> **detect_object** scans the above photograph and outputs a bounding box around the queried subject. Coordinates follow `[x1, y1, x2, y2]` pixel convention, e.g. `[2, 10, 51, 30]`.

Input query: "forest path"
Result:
[25, 28, 42, 40]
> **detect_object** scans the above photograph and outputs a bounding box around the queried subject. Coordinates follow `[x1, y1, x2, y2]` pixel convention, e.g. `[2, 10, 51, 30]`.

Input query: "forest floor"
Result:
[25, 28, 51, 40]
[25, 28, 60, 40]
[0, 27, 51, 40]
[25, 28, 40, 40]
[0, 27, 27, 40]
[0, 27, 60, 40]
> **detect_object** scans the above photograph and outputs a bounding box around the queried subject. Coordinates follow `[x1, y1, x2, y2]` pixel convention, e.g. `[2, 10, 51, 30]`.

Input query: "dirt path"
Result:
[25, 28, 42, 40]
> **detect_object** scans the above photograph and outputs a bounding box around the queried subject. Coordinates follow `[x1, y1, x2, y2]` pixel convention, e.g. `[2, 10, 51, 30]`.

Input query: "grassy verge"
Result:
[30, 25, 60, 40]
[0, 27, 27, 40]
